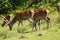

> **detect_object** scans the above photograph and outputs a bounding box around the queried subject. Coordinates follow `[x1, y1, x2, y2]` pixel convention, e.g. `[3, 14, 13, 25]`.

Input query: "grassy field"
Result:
[0, 10, 60, 40]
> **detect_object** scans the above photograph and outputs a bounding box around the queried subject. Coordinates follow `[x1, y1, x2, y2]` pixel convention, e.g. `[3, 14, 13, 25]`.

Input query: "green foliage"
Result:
[0, 0, 59, 14]
[55, 16, 60, 23]
[0, 0, 60, 40]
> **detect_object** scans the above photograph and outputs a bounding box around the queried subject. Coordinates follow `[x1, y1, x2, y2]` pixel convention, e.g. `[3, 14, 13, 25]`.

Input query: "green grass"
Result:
[0, 10, 60, 40]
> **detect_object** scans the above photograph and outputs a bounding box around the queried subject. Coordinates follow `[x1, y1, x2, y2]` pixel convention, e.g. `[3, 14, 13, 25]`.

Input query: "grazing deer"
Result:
[8, 10, 34, 30]
[1, 14, 12, 27]
[32, 8, 50, 31]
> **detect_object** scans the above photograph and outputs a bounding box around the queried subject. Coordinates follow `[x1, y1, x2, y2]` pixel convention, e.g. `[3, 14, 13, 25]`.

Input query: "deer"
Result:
[7, 10, 34, 30]
[4, 8, 50, 31]
[31, 8, 50, 31]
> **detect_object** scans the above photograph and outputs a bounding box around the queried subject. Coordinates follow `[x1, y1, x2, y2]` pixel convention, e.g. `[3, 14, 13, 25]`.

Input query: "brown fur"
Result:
[32, 8, 50, 31]
[8, 10, 33, 30]
[7, 8, 50, 31]
[15, 10, 32, 20]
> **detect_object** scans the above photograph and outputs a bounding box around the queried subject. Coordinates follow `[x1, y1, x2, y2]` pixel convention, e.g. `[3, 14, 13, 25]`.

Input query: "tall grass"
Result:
[0, 7, 60, 40]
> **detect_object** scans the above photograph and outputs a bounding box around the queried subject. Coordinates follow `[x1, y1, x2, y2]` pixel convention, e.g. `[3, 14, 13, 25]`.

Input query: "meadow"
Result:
[0, 7, 60, 40]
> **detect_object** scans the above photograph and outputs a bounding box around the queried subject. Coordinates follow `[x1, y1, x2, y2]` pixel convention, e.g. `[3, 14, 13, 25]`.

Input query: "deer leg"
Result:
[18, 21, 23, 27]
[38, 20, 41, 30]
[18, 21, 20, 27]
[34, 22, 37, 31]
[9, 26, 12, 30]
[28, 19, 33, 27]
[32, 21, 37, 31]
[45, 17, 50, 29]
[28, 19, 33, 23]
[20, 21, 23, 26]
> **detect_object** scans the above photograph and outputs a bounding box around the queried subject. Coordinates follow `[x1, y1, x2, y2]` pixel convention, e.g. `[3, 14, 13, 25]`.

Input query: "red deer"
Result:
[57, 3, 60, 15]
[6, 8, 50, 31]
[1, 14, 12, 27]
[32, 8, 50, 31]
[8, 10, 34, 30]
